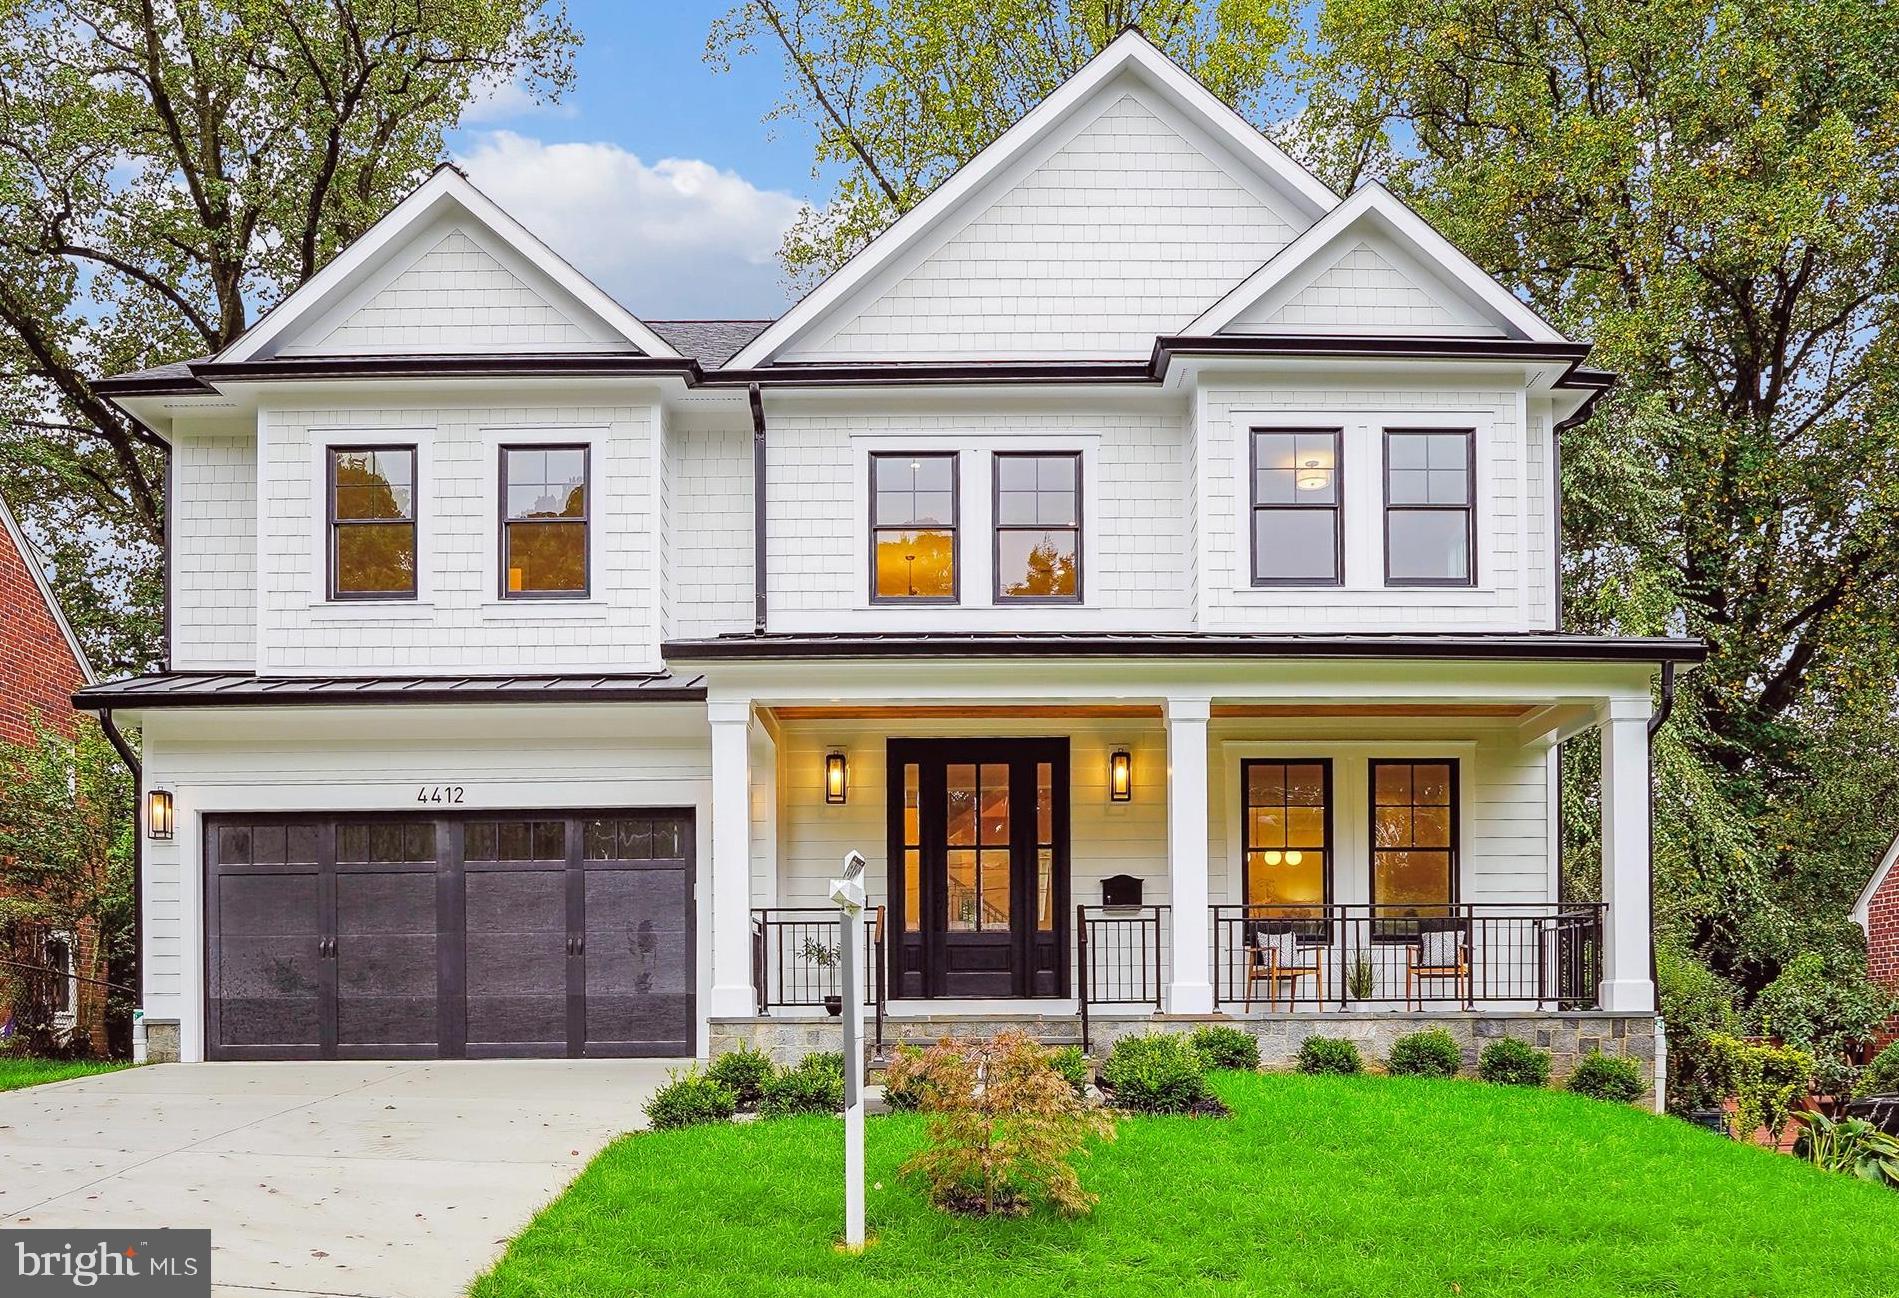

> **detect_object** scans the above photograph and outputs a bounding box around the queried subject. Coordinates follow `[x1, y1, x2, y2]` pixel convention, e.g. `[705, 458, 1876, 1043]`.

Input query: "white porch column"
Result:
[709, 697, 757, 1018]
[1164, 696, 1214, 1014]
[1598, 696, 1656, 1012]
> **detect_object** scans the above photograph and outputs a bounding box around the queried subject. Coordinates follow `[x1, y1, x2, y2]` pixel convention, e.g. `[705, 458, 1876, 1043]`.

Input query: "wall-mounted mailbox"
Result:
[1101, 874, 1142, 908]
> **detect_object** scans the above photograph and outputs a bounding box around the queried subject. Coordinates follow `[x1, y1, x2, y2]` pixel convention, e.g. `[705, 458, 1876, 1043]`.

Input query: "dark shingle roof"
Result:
[645, 320, 774, 367]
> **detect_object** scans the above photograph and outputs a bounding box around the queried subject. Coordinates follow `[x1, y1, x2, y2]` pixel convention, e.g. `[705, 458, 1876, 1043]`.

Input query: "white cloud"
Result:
[454, 130, 807, 319]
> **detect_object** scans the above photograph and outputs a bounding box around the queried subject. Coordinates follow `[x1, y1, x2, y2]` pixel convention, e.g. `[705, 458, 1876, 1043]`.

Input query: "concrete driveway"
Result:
[0, 1059, 677, 1298]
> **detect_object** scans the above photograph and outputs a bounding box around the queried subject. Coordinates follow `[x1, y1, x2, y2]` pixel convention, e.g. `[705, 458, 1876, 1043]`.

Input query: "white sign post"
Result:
[828, 850, 869, 1252]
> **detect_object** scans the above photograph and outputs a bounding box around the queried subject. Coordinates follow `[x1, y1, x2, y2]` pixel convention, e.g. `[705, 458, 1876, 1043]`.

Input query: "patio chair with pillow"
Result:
[1405, 924, 1471, 1010]
[1247, 928, 1327, 1009]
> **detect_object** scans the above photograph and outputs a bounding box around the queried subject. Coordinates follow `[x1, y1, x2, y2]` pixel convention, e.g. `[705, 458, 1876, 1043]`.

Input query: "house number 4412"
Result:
[417, 785, 465, 804]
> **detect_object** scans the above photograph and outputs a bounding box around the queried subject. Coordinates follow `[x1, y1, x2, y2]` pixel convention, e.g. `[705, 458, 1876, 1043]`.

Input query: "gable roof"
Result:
[1853, 832, 1899, 934]
[0, 493, 94, 686]
[217, 166, 681, 363]
[1186, 182, 1568, 342]
[728, 29, 1339, 369]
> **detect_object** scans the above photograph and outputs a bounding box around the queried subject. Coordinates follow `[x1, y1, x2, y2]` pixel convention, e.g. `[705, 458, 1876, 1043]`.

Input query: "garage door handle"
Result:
[566, 936, 585, 956]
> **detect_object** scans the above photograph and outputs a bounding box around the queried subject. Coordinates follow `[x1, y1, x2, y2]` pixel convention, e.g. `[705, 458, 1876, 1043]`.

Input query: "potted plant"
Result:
[800, 937, 844, 1016]
[1348, 952, 1375, 1002]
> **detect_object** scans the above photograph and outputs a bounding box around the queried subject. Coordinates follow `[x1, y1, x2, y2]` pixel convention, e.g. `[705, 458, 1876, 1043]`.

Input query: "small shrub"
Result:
[1189, 1025, 1260, 1071]
[1099, 1034, 1211, 1113]
[881, 1045, 930, 1111]
[643, 1067, 735, 1131]
[1566, 1052, 1647, 1103]
[706, 1044, 774, 1109]
[1048, 1044, 1090, 1096]
[886, 1031, 1116, 1216]
[1387, 1029, 1462, 1079]
[1296, 1036, 1363, 1076]
[759, 1052, 846, 1117]
[1860, 1041, 1899, 1098]
[1478, 1038, 1551, 1087]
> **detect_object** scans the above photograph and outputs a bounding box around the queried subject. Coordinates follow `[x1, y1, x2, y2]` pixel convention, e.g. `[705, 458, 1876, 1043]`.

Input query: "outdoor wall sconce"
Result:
[148, 789, 175, 840]
[1109, 749, 1132, 802]
[825, 752, 848, 805]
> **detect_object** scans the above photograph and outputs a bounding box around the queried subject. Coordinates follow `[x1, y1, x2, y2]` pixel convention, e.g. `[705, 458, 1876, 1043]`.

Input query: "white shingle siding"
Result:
[170, 428, 257, 670]
[255, 401, 662, 675]
[666, 417, 755, 639]
[791, 93, 1300, 360]
[1255, 241, 1481, 332]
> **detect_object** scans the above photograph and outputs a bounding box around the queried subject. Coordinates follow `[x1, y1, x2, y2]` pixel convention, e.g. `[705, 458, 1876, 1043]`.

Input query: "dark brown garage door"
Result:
[205, 811, 693, 1060]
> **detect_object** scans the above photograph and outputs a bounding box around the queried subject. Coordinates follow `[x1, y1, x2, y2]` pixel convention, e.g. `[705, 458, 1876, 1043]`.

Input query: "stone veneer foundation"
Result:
[143, 1019, 181, 1064]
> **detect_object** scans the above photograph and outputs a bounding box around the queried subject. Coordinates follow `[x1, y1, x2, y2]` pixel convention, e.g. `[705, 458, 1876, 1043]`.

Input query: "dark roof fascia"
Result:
[703, 360, 1153, 388]
[659, 632, 1706, 666]
[93, 370, 218, 397]
[194, 354, 706, 385]
[73, 672, 708, 710]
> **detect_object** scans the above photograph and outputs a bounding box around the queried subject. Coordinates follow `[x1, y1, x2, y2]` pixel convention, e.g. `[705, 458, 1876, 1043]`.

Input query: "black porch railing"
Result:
[1209, 903, 1605, 1011]
[749, 906, 887, 1047]
[1076, 903, 1168, 1053]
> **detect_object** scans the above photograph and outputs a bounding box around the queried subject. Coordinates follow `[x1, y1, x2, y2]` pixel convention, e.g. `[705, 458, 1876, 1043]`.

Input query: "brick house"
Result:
[1852, 837, 1899, 1050]
[0, 490, 104, 1053]
[81, 33, 1701, 1097]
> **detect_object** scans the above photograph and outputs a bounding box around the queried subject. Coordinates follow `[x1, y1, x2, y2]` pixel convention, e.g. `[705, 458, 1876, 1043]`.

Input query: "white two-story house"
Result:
[82, 33, 1699, 1087]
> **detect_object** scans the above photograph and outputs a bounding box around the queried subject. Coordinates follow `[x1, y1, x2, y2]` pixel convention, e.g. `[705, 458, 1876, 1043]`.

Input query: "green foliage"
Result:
[1754, 952, 1895, 1073]
[884, 1031, 1116, 1216]
[1567, 1054, 1647, 1104]
[1188, 1025, 1261, 1071]
[1295, 1036, 1363, 1076]
[1793, 1111, 1899, 1189]
[1656, 942, 1741, 1112]
[705, 1045, 774, 1110]
[643, 1067, 736, 1131]
[1708, 1033, 1814, 1144]
[709, 0, 1299, 286]
[1048, 1044, 1090, 1096]
[1099, 1034, 1211, 1113]
[759, 1052, 846, 1117]
[1859, 1042, 1899, 1098]
[1386, 1029, 1461, 1079]
[1477, 1040, 1551, 1088]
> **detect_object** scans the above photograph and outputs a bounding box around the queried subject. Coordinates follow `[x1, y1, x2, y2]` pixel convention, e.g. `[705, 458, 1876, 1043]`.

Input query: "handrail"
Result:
[749, 906, 882, 1012]
[1076, 903, 1169, 1053]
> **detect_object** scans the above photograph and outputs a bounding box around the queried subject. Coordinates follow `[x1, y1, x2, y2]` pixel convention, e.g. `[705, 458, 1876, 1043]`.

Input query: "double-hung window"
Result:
[1251, 428, 1342, 585]
[1384, 429, 1475, 585]
[994, 452, 1081, 601]
[500, 445, 589, 598]
[1241, 760, 1332, 933]
[1370, 759, 1459, 925]
[870, 452, 958, 601]
[328, 446, 417, 600]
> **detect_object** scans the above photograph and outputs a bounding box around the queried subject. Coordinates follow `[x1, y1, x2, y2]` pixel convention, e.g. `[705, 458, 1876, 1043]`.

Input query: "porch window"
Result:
[871, 452, 958, 600]
[1384, 429, 1475, 585]
[1251, 429, 1341, 585]
[1241, 760, 1331, 923]
[1370, 759, 1459, 918]
[328, 446, 416, 599]
[501, 445, 590, 597]
[901, 763, 921, 933]
[994, 452, 1081, 601]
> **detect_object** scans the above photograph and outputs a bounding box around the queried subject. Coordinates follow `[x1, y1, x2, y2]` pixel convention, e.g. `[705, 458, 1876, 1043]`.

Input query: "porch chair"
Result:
[1246, 928, 1326, 1010]
[1405, 925, 1472, 1010]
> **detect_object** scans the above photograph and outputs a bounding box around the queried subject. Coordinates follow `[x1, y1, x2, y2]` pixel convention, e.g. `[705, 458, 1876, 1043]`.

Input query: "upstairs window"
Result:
[871, 452, 957, 601]
[501, 445, 589, 598]
[328, 446, 416, 600]
[1384, 429, 1474, 586]
[994, 452, 1081, 601]
[1251, 429, 1342, 585]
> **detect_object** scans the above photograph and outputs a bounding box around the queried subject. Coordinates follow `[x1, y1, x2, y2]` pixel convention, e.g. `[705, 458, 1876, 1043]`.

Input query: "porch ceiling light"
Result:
[148, 788, 175, 840]
[1109, 749, 1132, 802]
[825, 751, 848, 804]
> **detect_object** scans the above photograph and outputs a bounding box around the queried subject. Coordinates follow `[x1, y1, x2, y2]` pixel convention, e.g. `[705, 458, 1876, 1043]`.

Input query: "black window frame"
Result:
[1249, 427, 1345, 588]
[326, 443, 418, 602]
[1239, 757, 1334, 941]
[1382, 427, 1477, 588]
[498, 442, 592, 601]
[868, 451, 960, 604]
[1367, 757, 1462, 937]
[991, 450, 1083, 604]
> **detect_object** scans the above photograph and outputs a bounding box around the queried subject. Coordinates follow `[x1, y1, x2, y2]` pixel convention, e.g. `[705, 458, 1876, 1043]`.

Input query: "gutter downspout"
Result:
[96, 708, 143, 1060]
[749, 383, 767, 635]
[1644, 660, 1678, 1104]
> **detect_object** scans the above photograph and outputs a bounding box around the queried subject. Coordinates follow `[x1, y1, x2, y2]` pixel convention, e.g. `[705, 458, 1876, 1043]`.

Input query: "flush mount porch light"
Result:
[148, 789, 175, 840]
[1109, 750, 1132, 802]
[825, 752, 848, 804]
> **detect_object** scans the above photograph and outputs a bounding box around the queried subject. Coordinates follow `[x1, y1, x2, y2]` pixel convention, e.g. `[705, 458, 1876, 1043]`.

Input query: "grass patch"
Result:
[472, 1071, 1899, 1298]
[0, 1058, 126, 1093]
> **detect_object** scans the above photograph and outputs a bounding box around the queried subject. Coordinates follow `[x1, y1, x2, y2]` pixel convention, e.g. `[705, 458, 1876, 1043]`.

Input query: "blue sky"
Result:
[445, 3, 825, 321]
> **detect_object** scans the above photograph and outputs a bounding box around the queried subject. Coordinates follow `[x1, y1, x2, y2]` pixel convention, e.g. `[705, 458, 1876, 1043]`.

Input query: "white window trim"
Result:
[306, 428, 434, 607]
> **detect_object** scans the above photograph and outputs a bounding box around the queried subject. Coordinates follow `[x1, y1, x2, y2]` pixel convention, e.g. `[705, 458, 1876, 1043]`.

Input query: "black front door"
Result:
[887, 739, 1069, 999]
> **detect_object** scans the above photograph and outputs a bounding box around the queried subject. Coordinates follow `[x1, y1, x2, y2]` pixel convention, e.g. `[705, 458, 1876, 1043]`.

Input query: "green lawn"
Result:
[0, 1057, 126, 1092]
[471, 1071, 1899, 1298]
